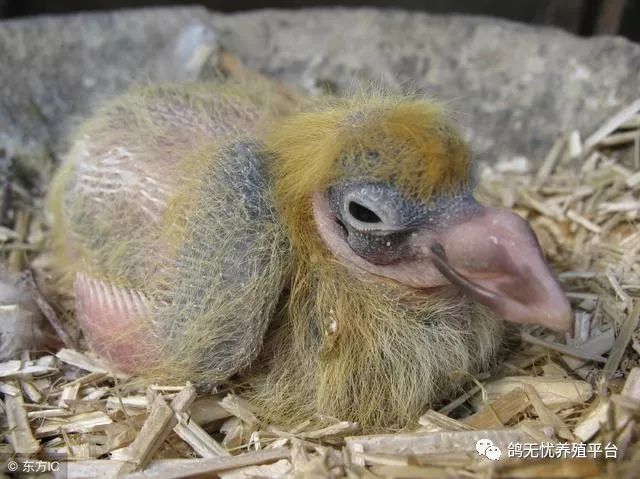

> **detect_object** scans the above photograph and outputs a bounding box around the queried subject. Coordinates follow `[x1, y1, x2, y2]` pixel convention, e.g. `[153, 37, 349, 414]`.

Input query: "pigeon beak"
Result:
[426, 206, 572, 331]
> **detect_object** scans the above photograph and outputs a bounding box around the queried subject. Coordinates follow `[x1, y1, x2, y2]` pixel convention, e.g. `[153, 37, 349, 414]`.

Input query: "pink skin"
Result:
[74, 273, 159, 372]
[312, 193, 572, 332]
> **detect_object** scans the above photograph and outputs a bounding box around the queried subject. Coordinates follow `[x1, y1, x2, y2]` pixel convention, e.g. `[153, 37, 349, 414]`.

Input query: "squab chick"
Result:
[48, 82, 571, 430]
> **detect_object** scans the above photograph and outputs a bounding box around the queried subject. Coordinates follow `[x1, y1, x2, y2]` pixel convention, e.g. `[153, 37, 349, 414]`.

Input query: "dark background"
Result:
[0, 0, 638, 42]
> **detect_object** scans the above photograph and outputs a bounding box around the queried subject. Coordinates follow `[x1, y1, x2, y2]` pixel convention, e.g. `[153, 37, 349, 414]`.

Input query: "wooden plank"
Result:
[595, 0, 626, 34]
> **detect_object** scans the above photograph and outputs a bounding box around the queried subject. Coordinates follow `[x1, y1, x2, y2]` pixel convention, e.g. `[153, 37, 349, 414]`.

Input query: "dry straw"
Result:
[1, 98, 639, 478]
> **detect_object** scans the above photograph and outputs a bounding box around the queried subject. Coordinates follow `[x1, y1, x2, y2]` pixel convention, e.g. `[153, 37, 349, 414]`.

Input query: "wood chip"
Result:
[190, 396, 232, 425]
[34, 411, 113, 437]
[27, 408, 73, 419]
[219, 394, 259, 427]
[64, 448, 291, 479]
[573, 399, 609, 442]
[0, 358, 57, 378]
[602, 301, 640, 383]
[120, 385, 196, 472]
[418, 409, 475, 432]
[497, 458, 602, 478]
[622, 367, 640, 399]
[4, 380, 40, 454]
[20, 379, 43, 403]
[521, 332, 607, 363]
[619, 113, 640, 130]
[58, 383, 80, 407]
[55, 349, 124, 377]
[174, 410, 230, 457]
[369, 464, 451, 479]
[584, 97, 640, 151]
[574, 370, 640, 442]
[523, 384, 574, 441]
[566, 209, 602, 233]
[345, 429, 549, 467]
[299, 421, 359, 439]
[220, 458, 292, 479]
[463, 388, 530, 429]
[535, 135, 565, 186]
[598, 130, 640, 147]
[476, 376, 593, 409]
[0, 381, 20, 396]
[60, 371, 108, 390]
[568, 130, 583, 158]
[21, 270, 78, 350]
[106, 395, 148, 414]
[438, 384, 482, 416]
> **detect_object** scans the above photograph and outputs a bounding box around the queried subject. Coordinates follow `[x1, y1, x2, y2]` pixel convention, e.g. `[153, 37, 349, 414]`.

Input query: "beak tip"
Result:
[542, 298, 573, 332]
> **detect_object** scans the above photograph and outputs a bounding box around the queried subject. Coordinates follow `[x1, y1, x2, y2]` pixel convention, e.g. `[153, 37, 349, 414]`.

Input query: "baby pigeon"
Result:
[48, 81, 571, 430]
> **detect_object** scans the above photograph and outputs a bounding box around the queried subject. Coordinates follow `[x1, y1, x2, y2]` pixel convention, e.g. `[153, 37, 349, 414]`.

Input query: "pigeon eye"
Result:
[348, 201, 382, 224]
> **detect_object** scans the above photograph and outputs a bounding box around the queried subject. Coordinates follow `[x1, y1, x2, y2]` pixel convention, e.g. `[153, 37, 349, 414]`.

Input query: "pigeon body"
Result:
[48, 81, 571, 429]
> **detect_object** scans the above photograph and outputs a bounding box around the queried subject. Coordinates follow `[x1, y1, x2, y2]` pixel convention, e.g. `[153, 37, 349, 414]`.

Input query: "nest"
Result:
[0, 98, 639, 479]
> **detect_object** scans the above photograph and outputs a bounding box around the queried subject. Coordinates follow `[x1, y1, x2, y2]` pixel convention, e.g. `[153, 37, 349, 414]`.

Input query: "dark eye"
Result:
[348, 201, 382, 223]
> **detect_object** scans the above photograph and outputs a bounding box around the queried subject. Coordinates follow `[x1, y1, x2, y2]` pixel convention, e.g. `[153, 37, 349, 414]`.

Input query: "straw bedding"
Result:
[0, 98, 638, 479]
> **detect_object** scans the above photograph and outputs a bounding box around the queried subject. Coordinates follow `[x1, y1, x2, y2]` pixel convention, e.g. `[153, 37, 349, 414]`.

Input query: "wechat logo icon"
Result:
[476, 438, 502, 460]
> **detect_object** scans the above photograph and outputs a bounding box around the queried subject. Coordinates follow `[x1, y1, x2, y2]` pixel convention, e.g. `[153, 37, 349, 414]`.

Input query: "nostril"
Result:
[348, 201, 382, 224]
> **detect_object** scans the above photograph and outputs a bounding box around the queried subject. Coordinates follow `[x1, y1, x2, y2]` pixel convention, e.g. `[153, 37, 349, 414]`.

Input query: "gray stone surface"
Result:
[1, 6, 639, 177]
[0, 7, 214, 164]
[212, 9, 640, 163]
